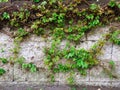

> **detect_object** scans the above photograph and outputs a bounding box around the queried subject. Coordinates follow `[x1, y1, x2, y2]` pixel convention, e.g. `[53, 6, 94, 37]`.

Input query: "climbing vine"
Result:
[0, 0, 120, 82]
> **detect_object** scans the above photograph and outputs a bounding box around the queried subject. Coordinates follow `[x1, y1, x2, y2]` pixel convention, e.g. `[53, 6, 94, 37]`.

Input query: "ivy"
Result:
[0, 0, 119, 81]
[0, 68, 6, 75]
[2, 12, 10, 20]
[0, 0, 8, 2]
[108, 0, 116, 7]
[33, 0, 40, 3]
[22, 63, 37, 73]
[110, 30, 120, 45]
[0, 58, 8, 64]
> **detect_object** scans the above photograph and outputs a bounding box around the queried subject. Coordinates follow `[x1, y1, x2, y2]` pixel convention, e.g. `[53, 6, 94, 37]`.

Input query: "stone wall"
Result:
[0, 26, 120, 87]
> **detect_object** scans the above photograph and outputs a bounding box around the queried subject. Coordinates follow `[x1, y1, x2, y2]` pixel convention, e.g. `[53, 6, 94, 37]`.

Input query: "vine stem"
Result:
[0, 29, 13, 38]
[0, 5, 12, 13]
[82, 0, 90, 6]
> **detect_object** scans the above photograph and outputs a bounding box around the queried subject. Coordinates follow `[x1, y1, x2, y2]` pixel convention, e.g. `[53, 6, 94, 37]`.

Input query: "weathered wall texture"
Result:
[0, 26, 120, 87]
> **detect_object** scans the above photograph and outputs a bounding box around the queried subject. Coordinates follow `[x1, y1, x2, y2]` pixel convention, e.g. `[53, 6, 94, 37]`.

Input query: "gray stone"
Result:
[27, 70, 49, 82]
[76, 41, 88, 50]
[112, 44, 120, 61]
[29, 34, 46, 42]
[86, 41, 97, 50]
[19, 40, 45, 63]
[0, 63, 13, 81]
[58, 71, 89, 85]
[90, 61, 120, 82]
[87, 26, 110, 40]
[97, 42, 112, 61]
[13, 64, 28, 81]
[0, 33, 14, 58]
[90, 64, 111, 82]
[86, 81, 112, 86]
[111, 82, 120, 87]
[74, 71, 90, 84]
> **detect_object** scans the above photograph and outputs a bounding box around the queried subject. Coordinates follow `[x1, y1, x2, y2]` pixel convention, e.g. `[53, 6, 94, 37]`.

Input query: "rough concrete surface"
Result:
[0, 26, 120, 89]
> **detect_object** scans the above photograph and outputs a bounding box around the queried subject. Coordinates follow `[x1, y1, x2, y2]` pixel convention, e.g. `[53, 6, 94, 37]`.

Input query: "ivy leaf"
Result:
[0, 58, 8, 64]
[22, 63, 27, 69]
[117, 4, 120, 8]
[90, 4, 98, 10]
[2, 12, 10, 19]
[30, 66, 37, 72]
[33, 0, 40, 3]
[0, 68, 6, 75]
[108, 0, 116, 7]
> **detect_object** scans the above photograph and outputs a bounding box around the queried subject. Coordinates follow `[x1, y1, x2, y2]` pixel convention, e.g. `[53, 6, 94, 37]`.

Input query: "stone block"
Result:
[87, 26, 109, 41]
[112, 44, 120, 61]
[97, 42, 112, 61]
[19, 41, 45, 63]
[14, 64, 28, 81]
[0, 63, 13, 81]
[76, 41, 88, 50]
[90, 64, 111, 82]
[58, 71, 89, 85]
[0, 33, 14, 58]
[27, 70, 49, 82]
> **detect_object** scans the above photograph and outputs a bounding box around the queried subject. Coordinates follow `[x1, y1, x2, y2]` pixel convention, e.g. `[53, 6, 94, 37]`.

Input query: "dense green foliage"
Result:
[0, 0, 120, 82]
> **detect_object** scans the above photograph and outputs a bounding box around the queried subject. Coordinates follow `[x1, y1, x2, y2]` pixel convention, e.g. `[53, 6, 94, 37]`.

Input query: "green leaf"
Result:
[109, 60, 115, 70]
[33, 0, 40, 3]
[0, 0, 8, 2]
[2, 12, 10, 19]
[17, 28, 28, 37]
[108, 0, 116, 7]
[0, 58, 8, 64]
[0, 68, 6, 75]
[30, 66, 37, 72]
[90, 4, 98, 10]
[22, 63, 28, 69]
[117, 4, 120, 8]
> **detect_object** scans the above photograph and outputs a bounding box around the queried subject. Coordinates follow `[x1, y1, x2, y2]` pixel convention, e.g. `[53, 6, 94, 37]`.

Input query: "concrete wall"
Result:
[0, 26, 120, 87]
